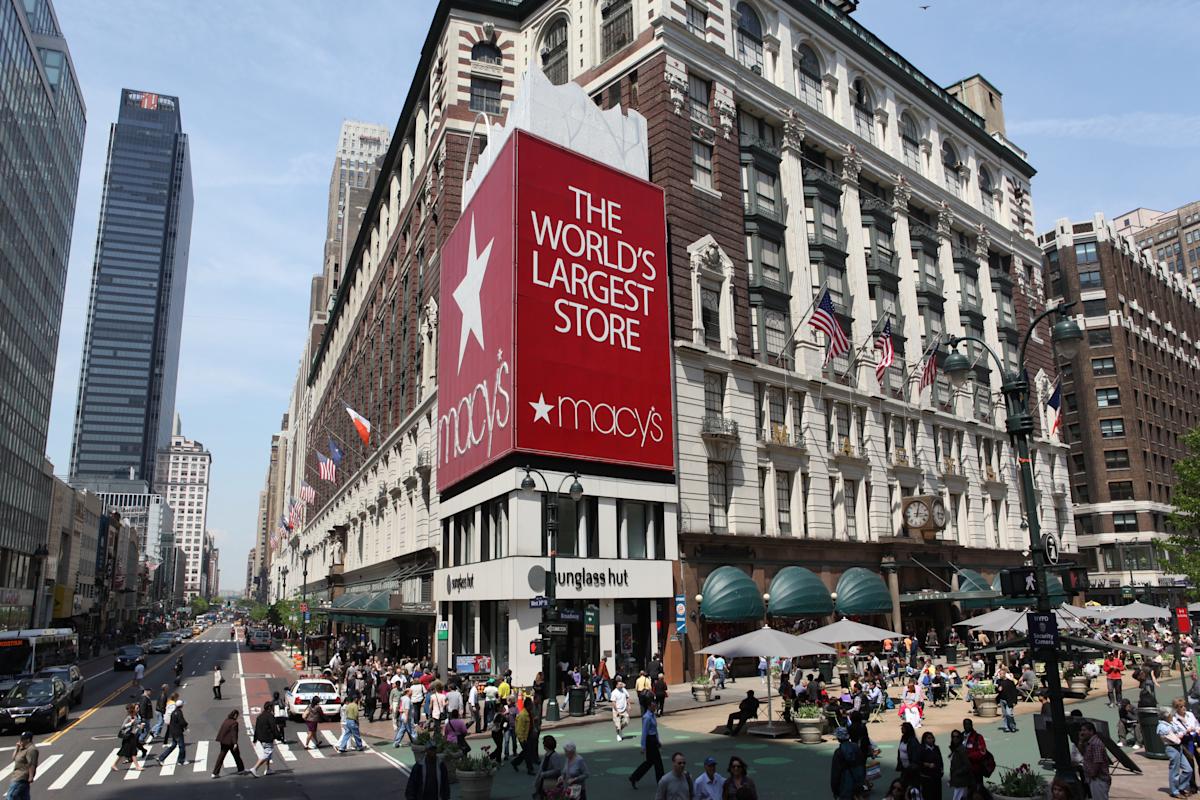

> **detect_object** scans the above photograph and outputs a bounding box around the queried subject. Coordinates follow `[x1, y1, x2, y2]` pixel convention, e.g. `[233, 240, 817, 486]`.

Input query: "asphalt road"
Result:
[0, 625, 405, 798]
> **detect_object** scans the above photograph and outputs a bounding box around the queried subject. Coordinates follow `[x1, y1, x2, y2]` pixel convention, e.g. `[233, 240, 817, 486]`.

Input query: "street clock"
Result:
[901, 495, 949, 539]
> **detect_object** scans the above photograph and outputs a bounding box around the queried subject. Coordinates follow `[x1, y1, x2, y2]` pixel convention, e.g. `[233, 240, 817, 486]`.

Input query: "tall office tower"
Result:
[153, 416, 211, 600]
[321, 120, 390, 311]
[70, 89, 193, 483]
[0, 0, 86, 604]
[1114, 201, 1200, 281]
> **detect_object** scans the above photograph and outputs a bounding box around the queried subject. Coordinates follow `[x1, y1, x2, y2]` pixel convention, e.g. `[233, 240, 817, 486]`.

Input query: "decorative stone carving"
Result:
[691, 122, 716, 145]
[937, 201, 953, 238]
[822, 73, 838, 93]
[975, 224, 992, 258]
[892, 174, 912, 212]
[919, 138, 932, 156]
[781, 108, 806, 153]
[873, 107, 889, 126]
[714, 100, 736, 140]
[762, 32, 781, 57]
[668, 75, 688, 116]
[841, 143, 862, 186]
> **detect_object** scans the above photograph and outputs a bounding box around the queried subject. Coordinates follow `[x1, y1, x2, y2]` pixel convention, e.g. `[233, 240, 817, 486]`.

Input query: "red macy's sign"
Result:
[437, 131, 672, 491]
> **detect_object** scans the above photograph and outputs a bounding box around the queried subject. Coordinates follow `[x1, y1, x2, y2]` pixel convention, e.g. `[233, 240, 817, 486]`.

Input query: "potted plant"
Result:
[972, 681, 999, 717]
[691, 673, 714, 702]
[436, 737, 462, 783]
[794, 703, 824, 744]
[456, 751, 499, 800]
[987, 763, 1048, 800]
[412, 729, 433, 763]
[1063, 666, 1088, 696]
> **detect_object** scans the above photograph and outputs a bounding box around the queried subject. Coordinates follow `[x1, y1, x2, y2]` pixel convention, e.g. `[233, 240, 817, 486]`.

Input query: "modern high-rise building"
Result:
[0, 0, 86, 600]
[321, 120, 391, 312]
[70, 88, 193, 483]
[1040, 214, 1193, 601]
[1115, 200, 1200, 281]
[153, 416, 211, 599]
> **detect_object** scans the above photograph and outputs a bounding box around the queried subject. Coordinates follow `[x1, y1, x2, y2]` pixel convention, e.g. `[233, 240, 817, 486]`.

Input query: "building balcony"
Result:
[701, 415, 740, 463]
[743, 196, 787, 226]
[739, 132, 782, 159]
[748, 269, 788, 295]
[808, 229, 848, 262]
[762, 424, 807, 454]
[832, 437, 868, 467]
[952, 245, 979, 271]
[865, 245, 897, 277]
[908, 220, 939, 247]
[803, 163, 841, 194]
[416, 447, 432, 479]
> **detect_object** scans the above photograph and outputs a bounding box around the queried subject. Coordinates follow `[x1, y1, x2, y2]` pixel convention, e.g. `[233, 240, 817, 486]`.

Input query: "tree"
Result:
[1164, 428, 1200, 595]
[248, 602, 269, 622]
[190, 596, 210, 616]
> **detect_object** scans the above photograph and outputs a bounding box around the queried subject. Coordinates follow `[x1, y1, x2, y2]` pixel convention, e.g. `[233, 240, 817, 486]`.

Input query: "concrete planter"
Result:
[973, 696, 999, 717]
[691, 684, 714, 702]
[796, 717, 824, 744]
[458, 770, 495, 800]
[1068, 677, 1089, 696]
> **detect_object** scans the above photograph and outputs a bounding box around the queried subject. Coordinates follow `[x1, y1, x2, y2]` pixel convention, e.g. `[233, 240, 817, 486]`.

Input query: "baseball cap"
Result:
[704, 756, 717, 766]
[19, 731, 33, 741]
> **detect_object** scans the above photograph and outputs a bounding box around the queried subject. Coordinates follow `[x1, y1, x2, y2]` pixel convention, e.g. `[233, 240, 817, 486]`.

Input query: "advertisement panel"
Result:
[438, 131, 672, 491]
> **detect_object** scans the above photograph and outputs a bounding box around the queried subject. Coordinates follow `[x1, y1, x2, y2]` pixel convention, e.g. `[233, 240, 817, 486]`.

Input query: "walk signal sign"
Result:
[1000, 567, 1039, 597]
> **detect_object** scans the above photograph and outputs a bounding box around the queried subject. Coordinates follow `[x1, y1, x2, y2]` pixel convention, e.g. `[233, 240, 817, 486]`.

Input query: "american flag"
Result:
[918, 346, 939, 392]
[317, 451, 336, 481]
[807, 290, 850, 363]
[279, 513, 291, 533]
[287, 498, 303, 529]
[874, 319, 894, 383]
[299, 481, 316, 504]
[1046, 379, 1063, 434]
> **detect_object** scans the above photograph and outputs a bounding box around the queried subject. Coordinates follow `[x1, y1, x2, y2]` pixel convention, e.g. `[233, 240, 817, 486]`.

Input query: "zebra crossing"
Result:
[7, 734, 368, 790]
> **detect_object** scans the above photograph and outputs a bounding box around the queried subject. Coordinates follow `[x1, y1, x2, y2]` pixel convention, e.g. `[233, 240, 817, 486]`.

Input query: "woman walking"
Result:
[113, 704, 145, 772]
[272, 690, 289, 743]
[722, 755, 758, 799]
[917, 731, 944, 800]
[560, 741, 589, 799]
[948, 730, 973, 800]
[250, 701, 280, 777]
[302, 697, 323, 750]
[896, 722, 922, 792]
[212, 710, 246, 778]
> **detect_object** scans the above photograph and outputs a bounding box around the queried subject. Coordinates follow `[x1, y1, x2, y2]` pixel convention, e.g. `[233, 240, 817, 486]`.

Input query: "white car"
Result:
[284, 678, 342, 720]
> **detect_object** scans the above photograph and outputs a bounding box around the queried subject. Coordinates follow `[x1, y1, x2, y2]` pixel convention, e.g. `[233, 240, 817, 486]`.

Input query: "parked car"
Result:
[113, 645, 146, 671]
[0, 677, 70, 733]
[35, 665, 84, 706]
[247, 629, 272, 651]
[147, 637, 174, 654]
[283, 678, 342, 720]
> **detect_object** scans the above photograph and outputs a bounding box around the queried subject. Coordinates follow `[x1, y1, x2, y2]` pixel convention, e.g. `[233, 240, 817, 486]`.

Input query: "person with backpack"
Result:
[152, 699, 189, 766]
[113, 703, 145, 772]
[249, 700, 280, 777]
[831, 727, 865, 800]
[962, 719, 992, 789]
[272, 690, 289, 743]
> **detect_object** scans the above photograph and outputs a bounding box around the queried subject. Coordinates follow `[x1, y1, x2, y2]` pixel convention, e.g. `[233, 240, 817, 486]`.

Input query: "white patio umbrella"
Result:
[955, 608, 1015, 630]
[700, 626, 835, 735]
[1099, 600, 1170, 621]
[973, 605, 1088, 634]
[801, 618, 903, 644]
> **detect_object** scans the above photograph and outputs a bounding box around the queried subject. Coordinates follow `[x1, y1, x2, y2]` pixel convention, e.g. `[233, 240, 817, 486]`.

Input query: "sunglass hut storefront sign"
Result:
[438, 131, 674, 490]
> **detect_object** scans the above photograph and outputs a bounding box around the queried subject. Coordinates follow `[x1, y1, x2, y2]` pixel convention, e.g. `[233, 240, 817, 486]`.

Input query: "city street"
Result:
[0, 625, 405, 798]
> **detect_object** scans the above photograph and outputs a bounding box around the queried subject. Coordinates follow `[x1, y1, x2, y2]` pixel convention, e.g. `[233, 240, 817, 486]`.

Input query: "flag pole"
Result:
[836, 314, 889, 380]
[775, 278, 829, 367]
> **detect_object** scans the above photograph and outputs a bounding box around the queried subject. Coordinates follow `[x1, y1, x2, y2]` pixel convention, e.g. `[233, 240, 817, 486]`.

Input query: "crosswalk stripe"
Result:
[193, 741, 209, 772]
[276, 742, 296, 762]
[252, 742, 265, 760]
[49, 750, 92, 790]
[86, 750, 119, 786]
[0, 760, 14, 782]
[160, 756, 177, 776]
[322, 729, 342, 749]
[124, 744, 153, 780]
[35, 754, 62, 782]
[304, 741, 326, 759]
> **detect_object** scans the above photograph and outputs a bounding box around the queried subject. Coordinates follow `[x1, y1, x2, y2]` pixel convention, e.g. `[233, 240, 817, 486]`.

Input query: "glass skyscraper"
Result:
[70, 89, 193, 483]
[0, 0, 86, 571]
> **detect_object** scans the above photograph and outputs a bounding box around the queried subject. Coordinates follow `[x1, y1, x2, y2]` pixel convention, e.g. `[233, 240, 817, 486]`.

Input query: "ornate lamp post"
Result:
[520, 467, 584, 722]
[942, 302, 1082, 784]
[300, 546, 312, 665]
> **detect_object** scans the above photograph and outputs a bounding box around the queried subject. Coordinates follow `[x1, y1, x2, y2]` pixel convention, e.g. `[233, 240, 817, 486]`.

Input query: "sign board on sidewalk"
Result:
[1178, 607, 1192, 634]
[1028, 612, 1058, 650]
[436, 620, 449, 641]
[559, 608, 582, 622]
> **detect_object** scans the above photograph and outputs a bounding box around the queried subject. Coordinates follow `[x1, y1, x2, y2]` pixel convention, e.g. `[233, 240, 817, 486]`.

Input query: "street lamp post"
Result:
[300, 546, 312, 666]
[943, 301, 1083, 785]
[521, 467, 584, 722]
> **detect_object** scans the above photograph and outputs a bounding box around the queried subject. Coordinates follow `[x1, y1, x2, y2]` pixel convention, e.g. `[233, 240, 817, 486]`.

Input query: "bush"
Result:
[973, 680, 997, 697]
[693, 674, 711, 685]
[794, 704, 822, 719]
[988, 764, 1047, 798]
[456, 752, 499, 774]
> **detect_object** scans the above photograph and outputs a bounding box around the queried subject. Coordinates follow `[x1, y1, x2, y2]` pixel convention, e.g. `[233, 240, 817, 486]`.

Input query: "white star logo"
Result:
[529, 393, 553, 424]
[453, 216, 493, 373]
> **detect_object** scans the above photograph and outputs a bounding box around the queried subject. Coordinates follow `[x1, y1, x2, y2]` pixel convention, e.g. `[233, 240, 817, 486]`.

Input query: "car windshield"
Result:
[296, 682, 332, 695]
[118, 647, 142, 656]
[6, 681, 53, 703]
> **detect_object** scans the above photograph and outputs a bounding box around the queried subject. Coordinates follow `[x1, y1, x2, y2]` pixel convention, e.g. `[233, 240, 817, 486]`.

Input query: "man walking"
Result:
[1103, 652, 1125, 707]
[629, 699, 664, 789]
[714, 655, 727, 689]
[996, 673, 1018, 733]
[512, 697, 536, 775]
[152, 699, 189, 766]
[212, 665, 224, 700]
[653, 752, 692, 800]
[6, 731, 38, 800]
[394, 686, 416, 747]
[337, 694, 365, 752]
[694, 756, 725, 800]
[611, 679, 631, 741]
[136, 688, 155, 745]
[1079, 721, 1112, 800]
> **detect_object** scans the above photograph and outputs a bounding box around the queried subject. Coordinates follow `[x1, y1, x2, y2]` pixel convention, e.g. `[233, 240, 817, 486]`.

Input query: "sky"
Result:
[44, 1, 1199, 592]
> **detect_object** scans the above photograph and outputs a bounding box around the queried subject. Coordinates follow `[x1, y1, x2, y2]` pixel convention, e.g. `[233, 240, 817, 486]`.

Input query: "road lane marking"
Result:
[44, 649, 178, 745]
[275, 741, 296, 762]
[194, 740, 209, 771]
[237, 643, 252, 735]
[34, 754, 62, 781]
[160, 756, 177, 776]
[86, 750, 118, 785]
[48, 750, 92, 789]
[124, 744, 152, 779]
[322, 730, 341, 749]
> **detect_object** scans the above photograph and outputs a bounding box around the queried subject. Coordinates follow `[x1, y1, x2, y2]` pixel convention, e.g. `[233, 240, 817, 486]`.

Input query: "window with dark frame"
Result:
[469, 76, 502, 114]
[601, 0, 634, 59]
[540, 18, 568, 85]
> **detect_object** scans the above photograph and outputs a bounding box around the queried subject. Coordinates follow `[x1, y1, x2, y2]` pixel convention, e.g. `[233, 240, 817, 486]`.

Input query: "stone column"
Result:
[779, 109, 814, 363]
[839, 144, 871, 386]
[937, 202, 964, 416]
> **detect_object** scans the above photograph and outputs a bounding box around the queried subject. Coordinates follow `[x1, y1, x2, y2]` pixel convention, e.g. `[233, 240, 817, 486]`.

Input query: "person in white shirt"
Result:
[693, 755, 725, 800]
[610, 680, 631, 741]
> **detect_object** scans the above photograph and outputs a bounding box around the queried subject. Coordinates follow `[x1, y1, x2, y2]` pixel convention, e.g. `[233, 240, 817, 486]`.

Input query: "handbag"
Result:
[865, 761, 882, 782]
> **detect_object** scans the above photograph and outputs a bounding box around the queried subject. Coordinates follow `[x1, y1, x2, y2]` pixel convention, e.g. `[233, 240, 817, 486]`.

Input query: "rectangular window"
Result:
[1104, 449, 1130, 469]
[685, 3, 706, 37]
[687, 74, 710, 124]
[1108, 481, 1134, 501]
[701, 287, 721, 346]
[1082, 299, 1107, 317]
[1100, 419, 1125, 438]
[776, 471, 792, 534]
[1088, 328, 1112, 346]
[692, 140, 714, 189]
[601, 0, 634, 58]
[763, 309, 788, 357]
[469, 77, 502, 114]
[755, 171, 778, 214]
[1091, 357, 1116, 376]
[802, 473, 811, 537]
[704, 371, 724, 417]
[768, 388, 785, 429]
[758, 237, 783, 286]
[1096, 388, 1120, 407]
[708, 463, 728, 532]
[1074, 242, 1099, 264]
[1079, 270, 1102, 289]
[844, 479, 857, 540]
[1112, 513, 1138, 533]
[624, 500, 648, 558]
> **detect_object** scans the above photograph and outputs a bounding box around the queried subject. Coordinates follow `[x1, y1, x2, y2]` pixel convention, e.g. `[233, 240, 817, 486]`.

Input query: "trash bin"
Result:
[818, 657, 833, 684]
[568, 686, 588, 716]
[1139, 706, 1168, 760]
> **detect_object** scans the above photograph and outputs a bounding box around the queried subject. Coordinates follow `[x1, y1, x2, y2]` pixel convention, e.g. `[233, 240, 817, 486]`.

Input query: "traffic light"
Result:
[530, 639, 546, 656]
[999, 567, 1040, 598]
[1061, 567, 1090, 595]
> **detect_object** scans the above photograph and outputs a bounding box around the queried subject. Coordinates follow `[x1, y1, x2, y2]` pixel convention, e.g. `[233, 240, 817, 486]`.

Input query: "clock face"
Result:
[931, 499, 948, 528]
[904, 500, 930, 528]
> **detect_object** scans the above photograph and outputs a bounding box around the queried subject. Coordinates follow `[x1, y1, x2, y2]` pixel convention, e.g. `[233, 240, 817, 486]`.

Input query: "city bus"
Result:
[0, 630, 79, 682]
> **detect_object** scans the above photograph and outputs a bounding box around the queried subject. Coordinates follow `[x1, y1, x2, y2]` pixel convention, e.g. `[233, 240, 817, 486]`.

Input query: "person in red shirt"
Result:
[1103, 652, 1125, 707]
[962, 718, 989, 789]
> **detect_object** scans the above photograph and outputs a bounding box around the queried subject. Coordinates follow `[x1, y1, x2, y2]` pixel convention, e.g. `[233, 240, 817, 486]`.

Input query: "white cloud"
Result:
[1009, 113, 1200, 149]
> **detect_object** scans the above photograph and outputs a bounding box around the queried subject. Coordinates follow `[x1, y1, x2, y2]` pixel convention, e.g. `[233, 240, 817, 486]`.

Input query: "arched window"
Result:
[941, 140, 963, 196]
[794, 43, 822, 110]
[852, 78, 875, 143]
[900, 112, 921, 171]
[471, 41, 502, 65]
[735, 3, 764, 73]
[540, 18, 568, 85]
[978, 165, 995, 217]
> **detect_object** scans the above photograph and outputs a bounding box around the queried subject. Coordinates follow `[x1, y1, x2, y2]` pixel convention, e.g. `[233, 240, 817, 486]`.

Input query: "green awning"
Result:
[959, 569, 999, 610]
[329, 590, 391, 614]
[700, 566, 765, 622]
[767, 567, 833, 617]
[834, 567, 892, 616]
